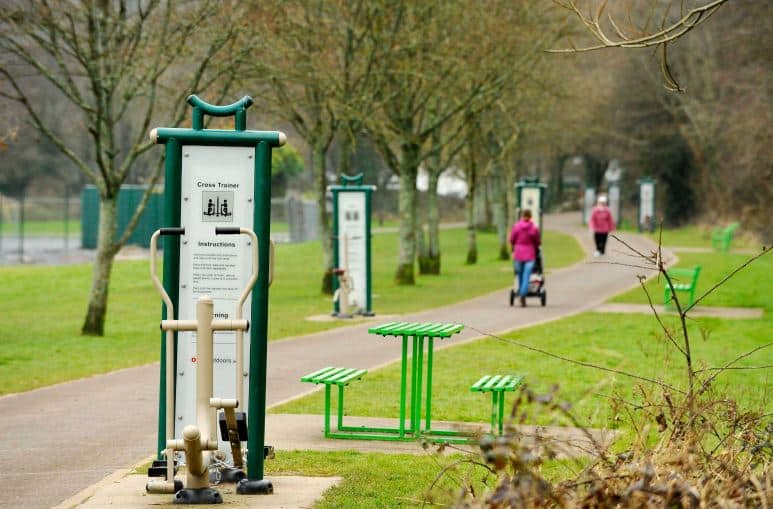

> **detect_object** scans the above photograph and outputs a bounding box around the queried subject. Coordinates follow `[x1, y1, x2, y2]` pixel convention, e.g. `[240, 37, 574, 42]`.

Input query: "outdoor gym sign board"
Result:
[151, 95, 285, 492]
[329, 174, 375, 317]
[515, 176, 547, 232]
[177, 146, 254, 460]
[638, 176, 656, 232]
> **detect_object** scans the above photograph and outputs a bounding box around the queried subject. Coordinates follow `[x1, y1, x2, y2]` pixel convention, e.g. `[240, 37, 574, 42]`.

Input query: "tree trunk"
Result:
[394, 144, 420, 285]
[473, 177, 487, 229]
[491, 163, 509, 260]
[312, 140, 334, 294]
[81, 197, 119, 335]
[419, 169, 441, 274]
[465, 152, 478, 265]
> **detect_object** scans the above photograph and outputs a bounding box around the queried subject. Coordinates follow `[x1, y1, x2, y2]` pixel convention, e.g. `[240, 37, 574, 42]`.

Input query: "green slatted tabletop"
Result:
[367, 321, 465, 441]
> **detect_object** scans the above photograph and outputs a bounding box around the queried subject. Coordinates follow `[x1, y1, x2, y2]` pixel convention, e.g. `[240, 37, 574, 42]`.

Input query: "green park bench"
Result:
[663, 265, 702, 309]
[711, 222, 740, 252]
[470, 374, 525, 435]
[300, 366, 368, 439]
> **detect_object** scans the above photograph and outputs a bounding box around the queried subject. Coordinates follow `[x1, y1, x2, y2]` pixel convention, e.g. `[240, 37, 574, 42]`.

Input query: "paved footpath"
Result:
[0, 213, 672, 509]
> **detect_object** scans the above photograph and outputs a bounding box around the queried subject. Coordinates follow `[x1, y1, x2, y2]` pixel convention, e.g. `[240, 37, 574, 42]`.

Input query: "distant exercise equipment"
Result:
[332, 233, 355, 318]
[329, 174, 376, 316]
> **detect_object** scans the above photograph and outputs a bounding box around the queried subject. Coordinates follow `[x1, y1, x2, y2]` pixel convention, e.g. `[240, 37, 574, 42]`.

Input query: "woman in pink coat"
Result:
[589, 195, 615, 256]
[508, 209, 541, 307]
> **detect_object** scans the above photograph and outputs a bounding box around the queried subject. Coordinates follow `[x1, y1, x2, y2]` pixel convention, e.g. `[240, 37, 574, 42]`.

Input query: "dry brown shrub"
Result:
[430, 237, 771, 508]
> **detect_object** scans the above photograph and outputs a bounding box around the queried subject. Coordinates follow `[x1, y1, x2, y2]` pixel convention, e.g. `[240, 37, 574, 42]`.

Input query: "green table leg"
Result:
[425, 337, 434, 432]
[498, 390, 506, 435]
[413, 336, 425, 438]
[410, 335, 418, 434]
[399, 335, 408, 438]
[338, 384, 345, 431]
[490, 392, 497, 434]
[324, 384, 331, 438]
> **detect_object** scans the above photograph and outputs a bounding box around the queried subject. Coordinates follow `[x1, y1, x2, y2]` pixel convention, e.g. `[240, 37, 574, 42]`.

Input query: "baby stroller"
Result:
[509, 248, 546, 307]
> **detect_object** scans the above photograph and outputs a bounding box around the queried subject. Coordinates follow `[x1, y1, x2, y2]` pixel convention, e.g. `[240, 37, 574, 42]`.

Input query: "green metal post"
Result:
[498, 392, 505, 435]
[399, 336, 408, 438]
[413, 336, 424, 438]
[247, 141, 272, 481]
[364, 189, 372, 313]
[324, 385, 331, 438]
[331, 189, 340, 314]
[425, 337, 434, 432]
[410, 336, 418, 433]
[157, 138, 181, 458]
[337, 385, 345, 430]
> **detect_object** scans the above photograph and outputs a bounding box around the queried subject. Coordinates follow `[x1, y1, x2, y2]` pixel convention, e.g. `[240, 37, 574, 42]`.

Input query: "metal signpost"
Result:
[583, 187, 596, 225]
[151, 95, 285, 495]
[638, 176, 656, 232]
[515, 176, 547, 231]
[329, 173, 375, 317]
[608, 182, 621, 225]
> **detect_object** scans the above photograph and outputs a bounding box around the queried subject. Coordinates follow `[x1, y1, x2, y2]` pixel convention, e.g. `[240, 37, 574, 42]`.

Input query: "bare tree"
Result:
[0, 1, 248, 335]
[245, 0, 384, 293]
[365, 1, 557, 284]
[552, 0, 732, 90]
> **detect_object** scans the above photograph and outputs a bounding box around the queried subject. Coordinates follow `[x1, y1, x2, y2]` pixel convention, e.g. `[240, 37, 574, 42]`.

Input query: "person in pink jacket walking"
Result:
[508, 209, 541, 307]
[589, 195, 616, 256]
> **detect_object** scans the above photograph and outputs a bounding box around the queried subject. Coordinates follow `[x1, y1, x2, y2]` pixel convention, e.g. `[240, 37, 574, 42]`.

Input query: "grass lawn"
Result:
[0, 219, 81, 235]
[618, 224, 761, 250]
[273, 312, 771, 430]
[265, 451, 470, 508]
[277, 233, 770, 429]
[0, 227, 583, 395]
[611, 250, 772, 311]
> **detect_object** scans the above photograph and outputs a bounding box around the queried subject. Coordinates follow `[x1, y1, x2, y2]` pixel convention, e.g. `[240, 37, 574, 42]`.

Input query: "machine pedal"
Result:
[218, 411, 248, 441]
[147, 459, 179, 478]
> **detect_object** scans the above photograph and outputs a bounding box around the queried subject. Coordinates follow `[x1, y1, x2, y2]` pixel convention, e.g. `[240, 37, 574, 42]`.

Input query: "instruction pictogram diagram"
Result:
[202, 191, 234, 222]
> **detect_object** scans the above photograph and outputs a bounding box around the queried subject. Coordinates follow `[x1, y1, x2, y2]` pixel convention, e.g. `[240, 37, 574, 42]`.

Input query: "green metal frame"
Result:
[515, 177, 547, 232]
[302, 325, 527, 443]
[312, 322, 469, 443]
[637, 177, 656, 233]
[711, 222, 740, 253]
[470, 375, 524, 435]
[329, 173, 376, 315]
[153, 95, 284, 483]
[663, 266, 702, 309]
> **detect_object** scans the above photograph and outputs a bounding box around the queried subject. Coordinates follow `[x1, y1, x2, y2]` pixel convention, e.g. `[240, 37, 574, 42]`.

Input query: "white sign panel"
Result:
[640, 182, 654, 226]
[608, 185, 621, 224]
[583, 188, 596, 224]
[337, 192, 366, 311]
[520, 187, 542, 230]
[176, 145, 254, 460]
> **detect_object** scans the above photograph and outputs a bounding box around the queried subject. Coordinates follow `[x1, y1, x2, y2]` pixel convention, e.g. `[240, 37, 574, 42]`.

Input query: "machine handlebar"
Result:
[159, 227, 185, 236]
[215, 227, 241, 235]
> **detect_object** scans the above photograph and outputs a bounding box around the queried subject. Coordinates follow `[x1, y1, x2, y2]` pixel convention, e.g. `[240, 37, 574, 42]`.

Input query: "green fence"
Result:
[81, 185, 164, 249]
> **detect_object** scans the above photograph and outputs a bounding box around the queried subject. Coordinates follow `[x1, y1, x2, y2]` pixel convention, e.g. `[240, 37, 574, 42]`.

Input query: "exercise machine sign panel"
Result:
[640, 182, 654, 226]
[177, 145, 253, 458]
[337, 192, 366, 311]
[609, 185, 621, 224]
[583, 188, 596, 224]
[521, 187, 542, 230]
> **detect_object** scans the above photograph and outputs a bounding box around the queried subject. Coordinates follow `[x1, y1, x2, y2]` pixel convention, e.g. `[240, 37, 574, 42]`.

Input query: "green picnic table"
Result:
[301, 321, 525, 442]
[366, 321, 465, 442]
